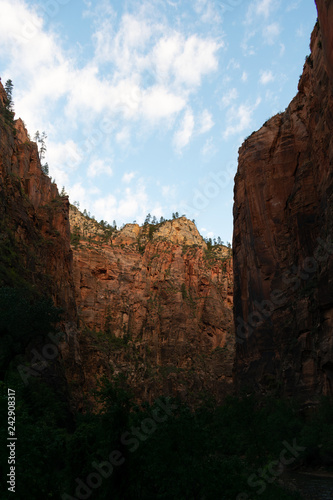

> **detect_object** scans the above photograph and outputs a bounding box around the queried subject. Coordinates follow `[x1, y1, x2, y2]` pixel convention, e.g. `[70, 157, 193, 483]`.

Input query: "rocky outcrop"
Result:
[233, 5, 333, 399]
[70, 207, 234, 405]
[70, 206, 207, 248]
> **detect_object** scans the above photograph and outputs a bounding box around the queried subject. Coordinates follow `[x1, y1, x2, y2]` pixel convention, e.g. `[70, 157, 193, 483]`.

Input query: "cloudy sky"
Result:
[0, 0, 317, 242]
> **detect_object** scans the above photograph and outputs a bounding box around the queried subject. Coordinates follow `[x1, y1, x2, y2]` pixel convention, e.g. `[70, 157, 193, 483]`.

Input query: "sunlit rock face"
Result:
[70, 206, 234, 406]
[233, 9, 333, 399]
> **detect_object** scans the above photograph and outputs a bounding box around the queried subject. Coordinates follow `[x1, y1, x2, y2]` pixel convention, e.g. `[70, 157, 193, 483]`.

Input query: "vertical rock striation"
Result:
[233, 3, 333, 399]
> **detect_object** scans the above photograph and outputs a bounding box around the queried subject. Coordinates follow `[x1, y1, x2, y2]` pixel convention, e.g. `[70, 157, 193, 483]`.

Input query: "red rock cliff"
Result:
[70, 207, 234, 405]
[0, 82, 83, 407]
[233, 3, 333, 399]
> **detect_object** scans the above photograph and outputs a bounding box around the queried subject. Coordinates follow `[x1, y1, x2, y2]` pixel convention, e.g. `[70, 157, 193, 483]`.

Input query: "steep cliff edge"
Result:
[0, 81, 83, 406]
[70, 207, 234, 405]
[233, 4, 333, 398]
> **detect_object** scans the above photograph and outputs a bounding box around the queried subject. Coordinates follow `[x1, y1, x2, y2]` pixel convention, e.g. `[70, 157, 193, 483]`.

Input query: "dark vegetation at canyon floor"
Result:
[1, 1, 333, 499]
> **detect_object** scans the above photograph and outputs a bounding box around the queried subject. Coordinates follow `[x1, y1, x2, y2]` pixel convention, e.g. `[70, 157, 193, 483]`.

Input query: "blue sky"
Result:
[0, 0, 317, 243]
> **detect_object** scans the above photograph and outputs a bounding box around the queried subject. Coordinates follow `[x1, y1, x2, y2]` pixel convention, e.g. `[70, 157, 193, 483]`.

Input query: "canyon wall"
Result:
[0, 83, 83, 407]
[0, 78, 234, 408]
[233, 3, 333, 399]
[70, 207, 234, 405]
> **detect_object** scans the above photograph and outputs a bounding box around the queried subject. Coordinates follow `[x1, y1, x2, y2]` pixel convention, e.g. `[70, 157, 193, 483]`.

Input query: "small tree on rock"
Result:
[3, 79, 15, 125]
[4, 79, 14, 111]
[144, 213, 151, 225]
[60, 186, 67, 197]
[34, 130, 49, 175]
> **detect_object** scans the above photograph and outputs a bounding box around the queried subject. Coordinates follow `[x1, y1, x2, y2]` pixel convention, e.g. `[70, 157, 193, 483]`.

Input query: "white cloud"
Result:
[153, 33, 222, 88]
[221, 88, 238, 108]
[263, 23, 281, 45]
[122, 172, 135, 183]
[223, 98, 261, 139]
[141, 85, 186, 122]
[93, 180, 148, 223]
[173, 108, 195, 151]
[116, 127, 130, 145]
[241, 30, 257, 56]
[89, 11, 222, 125]
[255, 0, 274, 18]
[194, 0, 222, 24]
[87, 159, 113, 178]
[174, 35, 221, 87]
[0, 0, 222, 155]
[243, 1, 280, 53]
[118, 186, 147, 218]
[287, 0, 301, 12]
[227, 59, 240, 71]
[259, 70, 274, 84]
[93, 12, 152, 70]
[200, 227, 214, 238]
[198, 109, 214, 134]
[47, 139, 82, 170]
[241, 71, 248, 82]
[47, 139, 84, 188]
[67, 182, 96, 210]
[0, 1, 72, 130]
[152, 34, 182, 83]
[201, 137, 217, 160]
[93, 194, 117, 222]
[296, 25, 305, 38]
[68, 182, 86, 199]
[245, 0, 275, 25]
[162, 185, 177, 199]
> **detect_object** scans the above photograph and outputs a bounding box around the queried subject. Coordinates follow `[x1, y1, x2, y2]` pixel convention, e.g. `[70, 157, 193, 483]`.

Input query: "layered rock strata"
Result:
[70, 207, 234, 405]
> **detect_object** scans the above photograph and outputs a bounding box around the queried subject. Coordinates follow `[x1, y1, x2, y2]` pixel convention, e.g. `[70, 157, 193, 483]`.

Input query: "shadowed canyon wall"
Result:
[233, 2, 333, 399]
[0, 83, 84, 407]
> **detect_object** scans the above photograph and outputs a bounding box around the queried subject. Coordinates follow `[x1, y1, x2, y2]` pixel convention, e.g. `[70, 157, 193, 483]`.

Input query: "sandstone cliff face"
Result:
[70, 207, 234, 405]
[0, 98, 73, 312]
[233, 5, 333, 399]
[0, 82, 83, 406]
